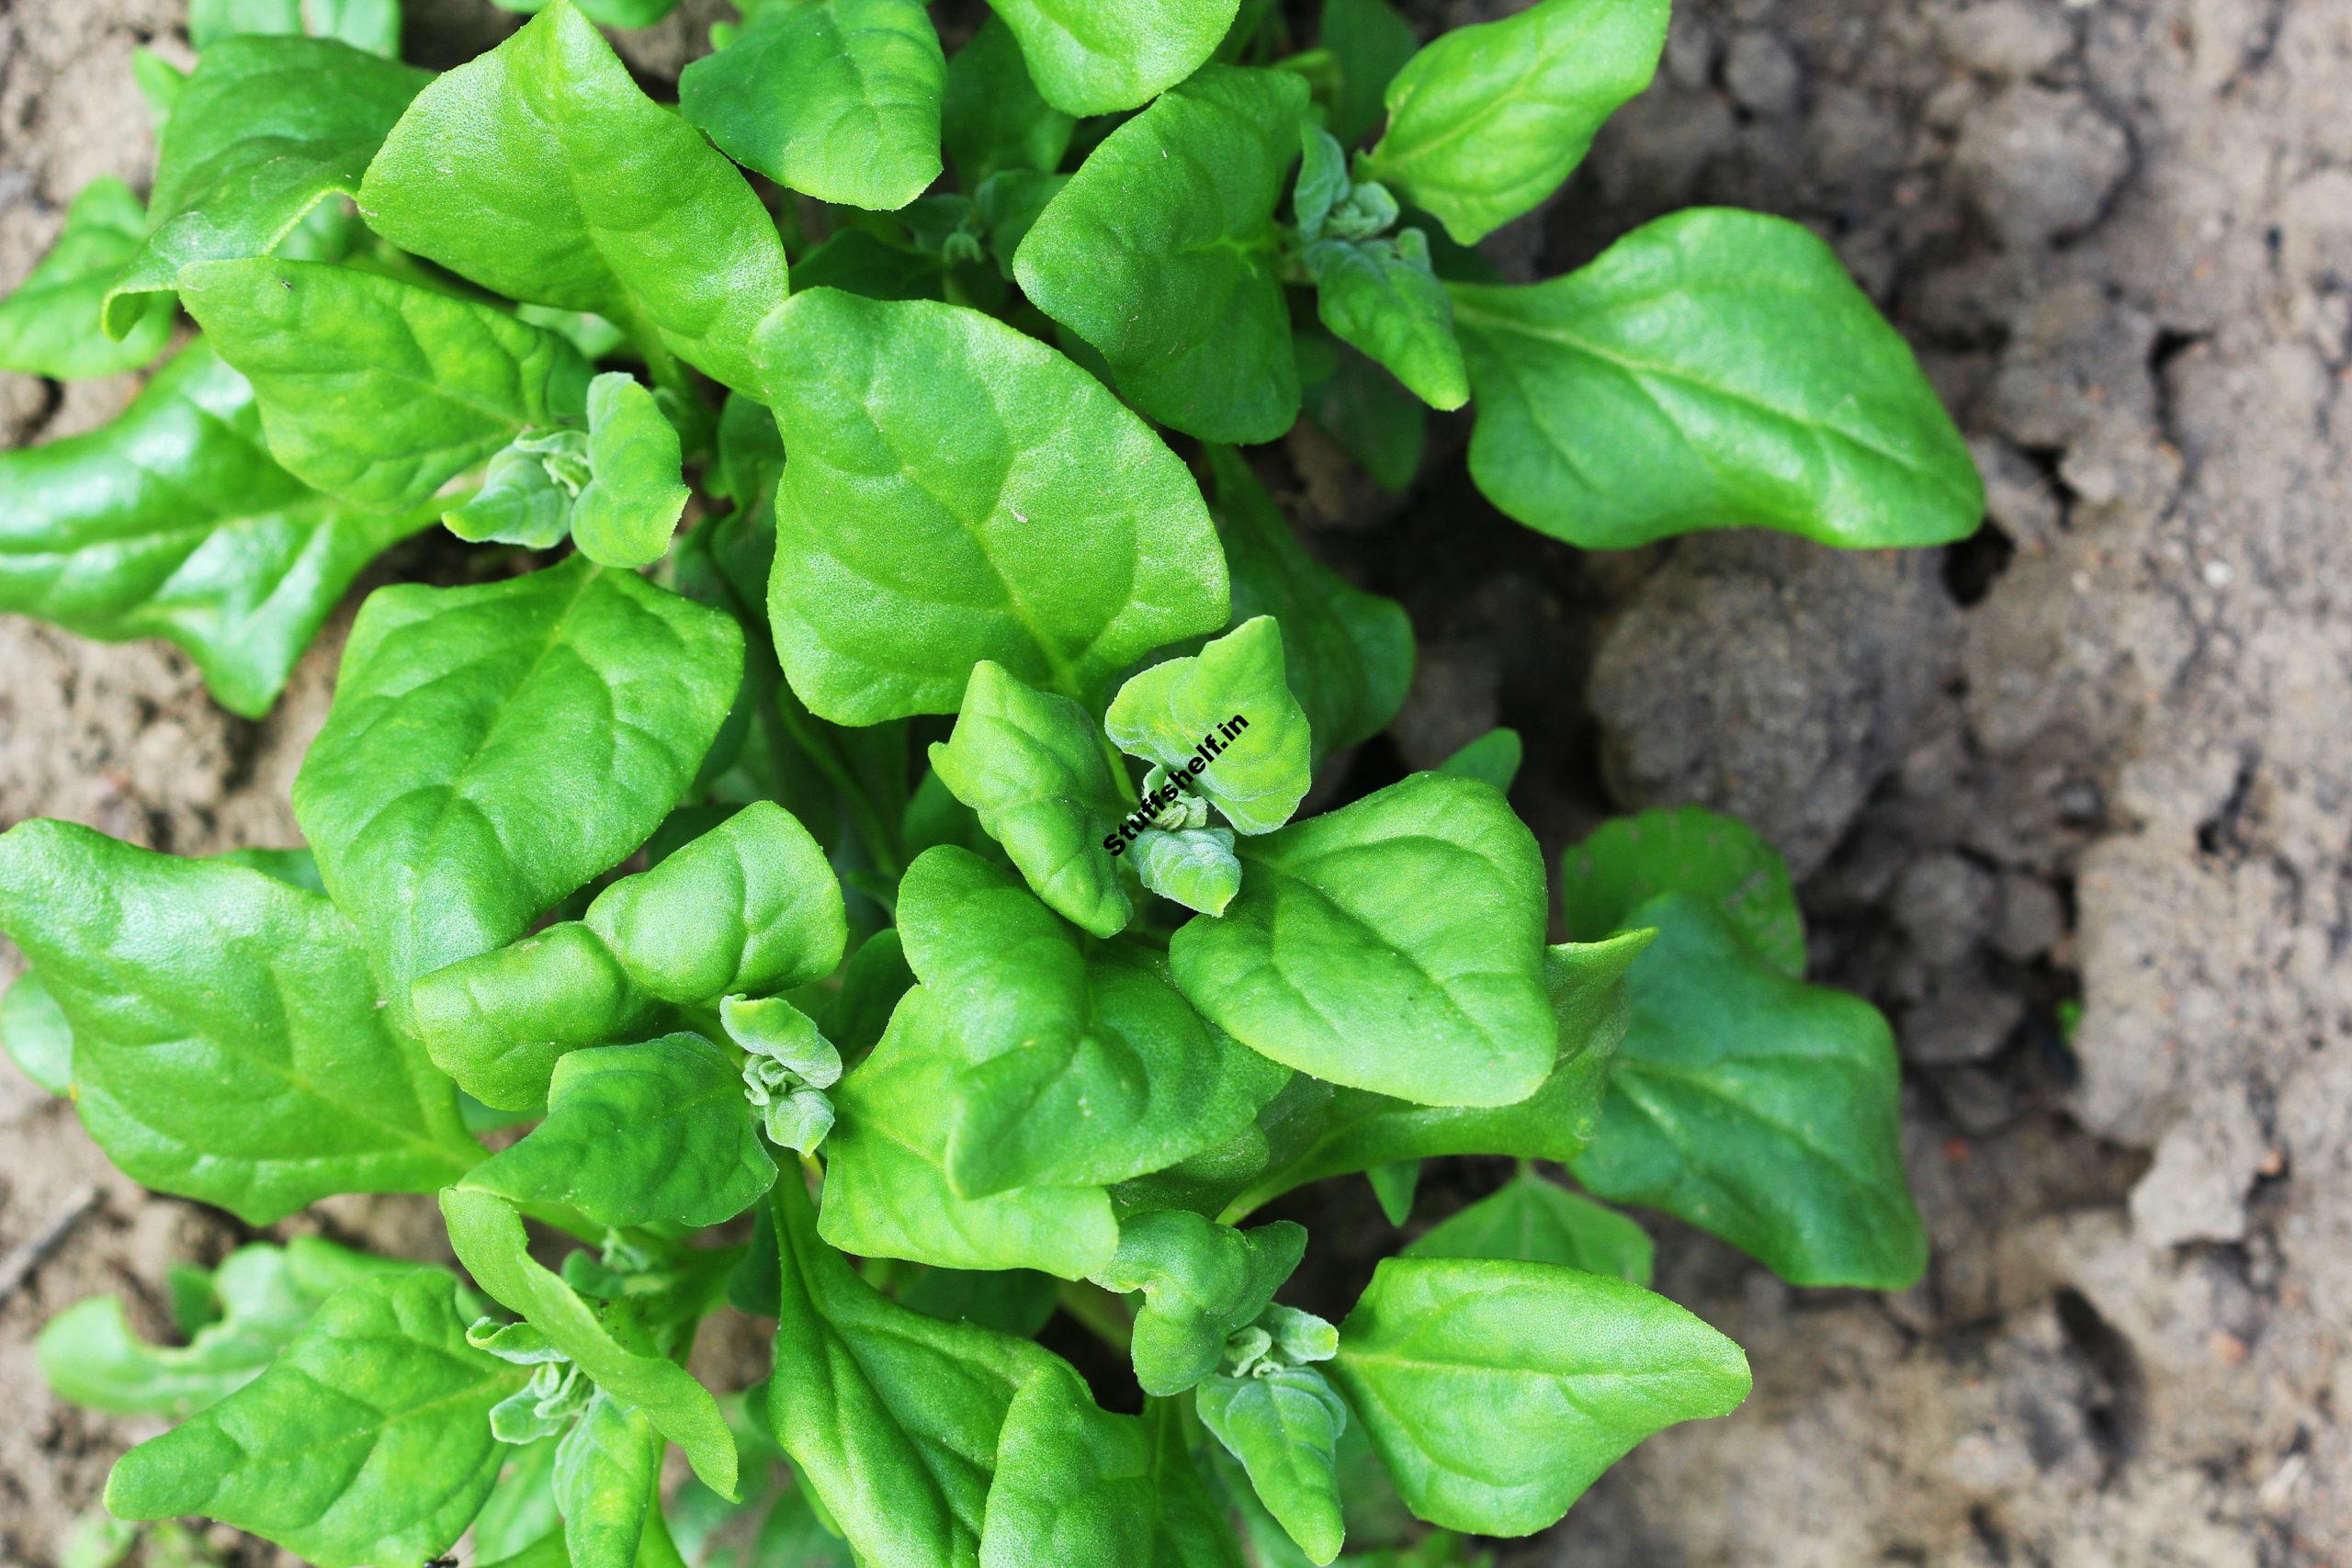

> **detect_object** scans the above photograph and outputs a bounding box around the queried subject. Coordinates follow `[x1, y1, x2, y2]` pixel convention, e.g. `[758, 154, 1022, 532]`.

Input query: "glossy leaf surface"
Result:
[467, 1033, 777, 1229]
[0, 178, 173, 378]
[930, 660, 1133, 938]
[757, 289, 1227, 723]
[1363, 0, 1668, 244]
[1569, 895, 1928, 1288]
[0, 342, 432, 716]
[181, 257, 593, 513]
[0, 821, 477, 1224]
[1170, 774, 1553, 1107]
[1451, 209, 1984, 549]
[1330, 1257, 1749, 1535]
[360, 1, 789, 395]
[102, 36, 428, 334]
[1107, 616, 1313, 835]
[106, 1269, 523, 1568]
[682, 0, 944, 211]
[293, 557, 741, 1010]
[1015, 68, 1308, 443]
[983, 0, 1239, 115]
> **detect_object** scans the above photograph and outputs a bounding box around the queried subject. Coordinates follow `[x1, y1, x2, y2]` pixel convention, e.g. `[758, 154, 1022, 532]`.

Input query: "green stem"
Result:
[1057, 1280, 1136, 1354]
[772, 696, 906, 882]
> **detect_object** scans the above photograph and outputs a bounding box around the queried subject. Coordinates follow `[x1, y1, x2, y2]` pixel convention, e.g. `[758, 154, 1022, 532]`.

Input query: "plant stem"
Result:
[1057, 1280, 1136, 1354]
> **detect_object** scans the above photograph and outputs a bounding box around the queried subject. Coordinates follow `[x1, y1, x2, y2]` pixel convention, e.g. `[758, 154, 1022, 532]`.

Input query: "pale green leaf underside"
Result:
[440, 1187, 739, 1497]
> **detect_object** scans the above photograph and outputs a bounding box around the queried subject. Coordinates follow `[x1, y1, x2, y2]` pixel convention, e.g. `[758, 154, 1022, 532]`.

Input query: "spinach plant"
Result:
[0, 0, 1969, 1563]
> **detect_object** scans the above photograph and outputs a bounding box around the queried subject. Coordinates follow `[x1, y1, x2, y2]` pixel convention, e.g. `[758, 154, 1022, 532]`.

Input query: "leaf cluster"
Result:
[0, 2, 1964, 1563]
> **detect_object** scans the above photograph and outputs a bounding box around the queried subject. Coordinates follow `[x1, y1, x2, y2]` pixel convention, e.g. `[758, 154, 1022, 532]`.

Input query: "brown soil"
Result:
[4, 1, 2346, 1564]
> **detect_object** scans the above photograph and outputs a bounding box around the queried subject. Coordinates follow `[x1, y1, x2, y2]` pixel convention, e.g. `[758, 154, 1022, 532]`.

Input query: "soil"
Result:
[4, 1, 2346, 1565]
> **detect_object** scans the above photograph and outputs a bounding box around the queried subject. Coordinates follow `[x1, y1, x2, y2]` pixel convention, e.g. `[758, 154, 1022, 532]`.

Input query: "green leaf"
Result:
[0, 179, 173, 378]
[896, 846, 1289, 1196]
[0, 821, 477, 1224]
[445, 432, 586, 549]
[943, 16, 1074, 186]
[1450, 209, 1985, 549]
[180, 258, 593, 513]
[1306, 231, 1468, 411]
[1108, 616, 1313, 835]
[1015, 67, 1307, 443]
[764, 1177, 1059, 1568]
[1365, 1161, 1418, 1225]
[38, 1239, 413, 1419]
[755, 288, 1227, 724]
[294, 557, 741, 1017]
[1170, 773, 1552, 1107]
[982, 0, 1239, 115]
[1319, 0, 1416, 147]
[1296, 328, 1428, 493]
[1131, 826, 1243, 918]
[572, 374, 689, 570]
[1434, 728, 1521, 793]
[1204, 449, 1413, 761]
[680, 0, 944, 211]
[413, 799, 842, 1113]
[1138, 931, 1653, 1220]
[467, 1034, 777, 1229]
[892, 1266, 1060, 1338]
[1196, 1369, 1349, 1564]
[473, 1437, 563, 1562]
[1403, 1172, 1652, 1285]
[492, 0, 682, 23]
[820, 987, 1121, 1279]
[1361, 0, 1668, 245]
[130, 49, 188, 127]
[441, 1188, 738, 1497]
[1329, 1256, 1750, 1535]
[359, 1, 791, 395]
[1562, 805, 1804, 978]
[1569, 894, 1928, 1288]
[554, 1391, 662, 1568]
[929, 660, 1133, 938]
[0, 341, 433, 716]
[585, 800, 848, 1004]
[0, 965, 72, 1096]
[104, 1269, 525, 1568]
[978, 1370, 1245, 1568]
[189, 0, 402, 55]
[102, 36, 430, 336]
[1093, 1211, 1305, 1395]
